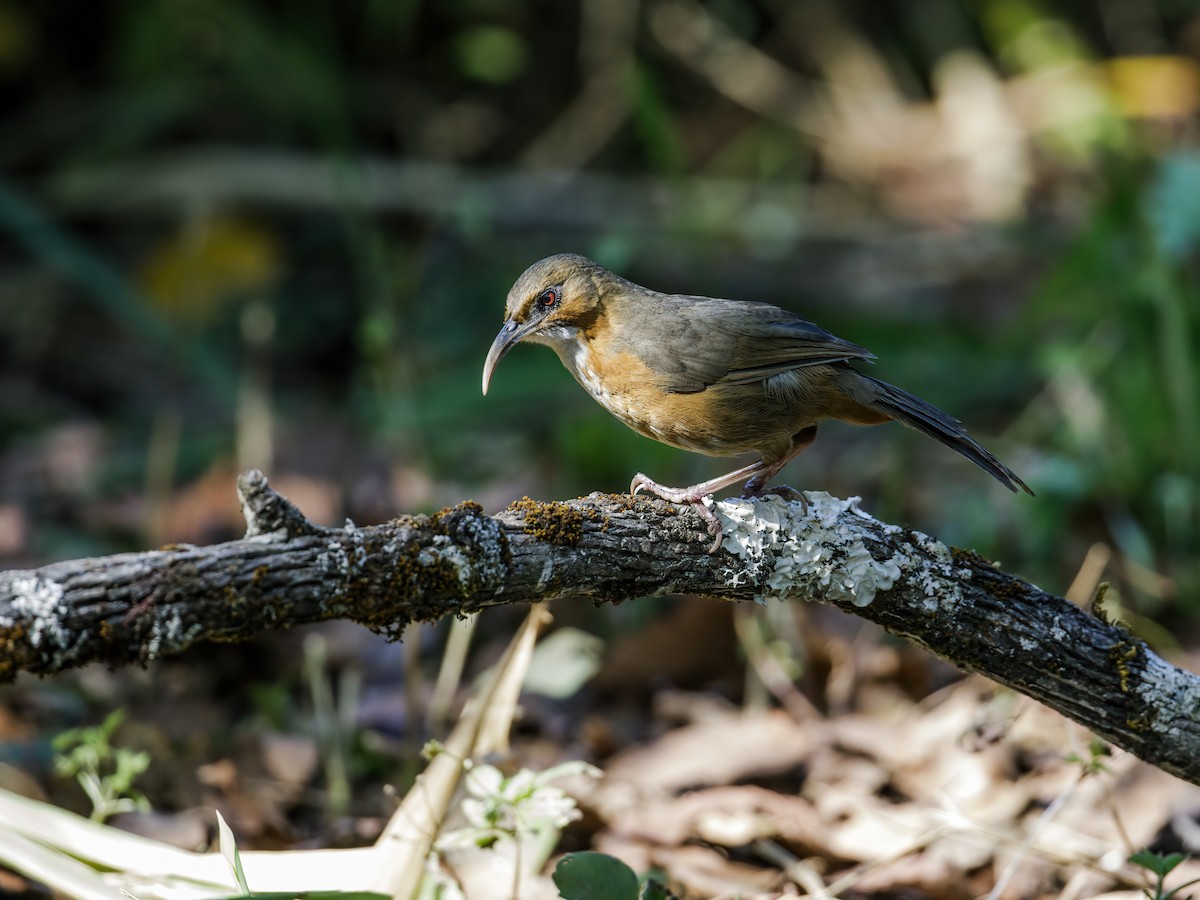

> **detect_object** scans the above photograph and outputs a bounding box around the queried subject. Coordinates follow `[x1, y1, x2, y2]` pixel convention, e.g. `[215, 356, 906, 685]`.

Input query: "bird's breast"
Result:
[560, 341, 776, 457]
[568, 345, 661, 438]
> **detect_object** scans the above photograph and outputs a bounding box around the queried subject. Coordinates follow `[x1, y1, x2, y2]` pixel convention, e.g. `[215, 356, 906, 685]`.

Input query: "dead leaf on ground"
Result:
[602, 709, 811, 797]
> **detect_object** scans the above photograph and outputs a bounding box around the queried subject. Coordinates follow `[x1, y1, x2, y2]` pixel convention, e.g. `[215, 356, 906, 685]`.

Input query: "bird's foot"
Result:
[742, 481, 810, 515]
[630, 473, 724, 553]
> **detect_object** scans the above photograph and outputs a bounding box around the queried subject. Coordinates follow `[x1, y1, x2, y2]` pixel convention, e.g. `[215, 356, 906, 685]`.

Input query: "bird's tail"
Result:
[863, 375, 1033, 495]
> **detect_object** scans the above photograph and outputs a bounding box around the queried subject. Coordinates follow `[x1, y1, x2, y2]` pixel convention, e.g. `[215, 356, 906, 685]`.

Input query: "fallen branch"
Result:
[2, 470, 1197, 785]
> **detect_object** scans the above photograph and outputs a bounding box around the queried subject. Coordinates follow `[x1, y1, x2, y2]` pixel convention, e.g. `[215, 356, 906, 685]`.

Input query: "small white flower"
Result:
[438, 760, 600, 852]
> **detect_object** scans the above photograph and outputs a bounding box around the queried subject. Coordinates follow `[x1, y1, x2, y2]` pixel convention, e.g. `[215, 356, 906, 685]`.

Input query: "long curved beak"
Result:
[482, 318, 532, 395]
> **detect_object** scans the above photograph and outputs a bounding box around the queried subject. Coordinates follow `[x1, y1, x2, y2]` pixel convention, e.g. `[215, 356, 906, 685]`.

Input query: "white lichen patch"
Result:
[408, 513, 507, 595]
[317, 509, 506, 605]
[347, 530, 367, 566]
[712, 492, 907, 607]
[10, 574, 68, 648]
[420, 535, 473, 589]
[320, 538, 351, 576]
[144, 612, 203, 660]
[450, 512, 507, 589]
[910, 529, 951, 561]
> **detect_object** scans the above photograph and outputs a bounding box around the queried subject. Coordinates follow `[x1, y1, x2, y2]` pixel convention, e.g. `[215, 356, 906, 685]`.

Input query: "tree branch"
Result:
[2, 470, 1197, 785]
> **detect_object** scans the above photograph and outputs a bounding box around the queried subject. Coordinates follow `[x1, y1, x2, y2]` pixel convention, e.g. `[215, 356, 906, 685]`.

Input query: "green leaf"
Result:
[1130, 849, 1187, 877]
[453, 27, 526, 83]
[553, 852, 640, 900]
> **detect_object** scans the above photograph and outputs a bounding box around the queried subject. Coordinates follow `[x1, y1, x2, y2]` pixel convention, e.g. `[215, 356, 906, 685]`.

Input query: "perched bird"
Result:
[482, 254, 1032, 549]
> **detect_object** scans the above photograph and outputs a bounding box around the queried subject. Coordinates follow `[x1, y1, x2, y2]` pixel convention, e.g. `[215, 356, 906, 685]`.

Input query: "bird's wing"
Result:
[636, 297, 874, 394]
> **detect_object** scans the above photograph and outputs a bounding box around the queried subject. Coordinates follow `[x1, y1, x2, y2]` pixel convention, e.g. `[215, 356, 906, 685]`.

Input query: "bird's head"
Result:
[482, 253, 611, 394]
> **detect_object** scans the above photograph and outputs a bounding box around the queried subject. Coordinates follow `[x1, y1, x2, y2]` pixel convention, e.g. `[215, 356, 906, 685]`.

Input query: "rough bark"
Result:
[1, 470, 1197, 785]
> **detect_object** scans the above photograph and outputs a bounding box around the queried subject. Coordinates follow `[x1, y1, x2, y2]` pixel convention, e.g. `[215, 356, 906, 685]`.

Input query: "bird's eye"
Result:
[537, 288, 559, 309]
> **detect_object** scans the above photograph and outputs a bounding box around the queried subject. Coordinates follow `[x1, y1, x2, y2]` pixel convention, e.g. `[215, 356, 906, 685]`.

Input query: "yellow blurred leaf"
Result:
[140, 216, 281, 325]
[0, 3, 34, 74]
[1107, 55, 1200, 120]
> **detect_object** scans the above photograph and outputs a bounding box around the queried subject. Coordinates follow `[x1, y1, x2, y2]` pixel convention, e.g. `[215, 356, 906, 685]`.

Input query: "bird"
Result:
[482, 253, 1032, 550]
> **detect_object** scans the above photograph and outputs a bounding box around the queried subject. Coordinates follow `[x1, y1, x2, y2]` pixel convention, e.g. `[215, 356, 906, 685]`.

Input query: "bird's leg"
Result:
[631, 458, 769, 505]
[741, 426, 818, 513]
[630, 427, 819, 552]
[631, 459, 769, 552]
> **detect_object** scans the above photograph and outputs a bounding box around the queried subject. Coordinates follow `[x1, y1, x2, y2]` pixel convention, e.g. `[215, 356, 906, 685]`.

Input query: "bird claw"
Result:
[629, 473, 724, 553]
[630, 473, 693, 503]
[776, 486, 809, 515]
[743, 482, 809, 515]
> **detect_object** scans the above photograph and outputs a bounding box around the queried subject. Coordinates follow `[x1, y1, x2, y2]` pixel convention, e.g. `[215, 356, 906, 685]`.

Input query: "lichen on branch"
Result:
[0, 471, 1198, 786]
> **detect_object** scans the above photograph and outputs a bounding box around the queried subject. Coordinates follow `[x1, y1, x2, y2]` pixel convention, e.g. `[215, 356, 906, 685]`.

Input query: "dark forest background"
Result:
[3, 1, 1200, 896]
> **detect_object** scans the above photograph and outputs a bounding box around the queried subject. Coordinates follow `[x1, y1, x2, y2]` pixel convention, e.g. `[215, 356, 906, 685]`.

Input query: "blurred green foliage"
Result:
[1023, 151, 1200, 611]
[52, 709, 151, 823]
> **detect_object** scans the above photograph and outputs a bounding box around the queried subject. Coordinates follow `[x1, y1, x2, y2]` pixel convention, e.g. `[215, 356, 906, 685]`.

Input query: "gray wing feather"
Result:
[626, 295, 873, 394]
